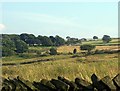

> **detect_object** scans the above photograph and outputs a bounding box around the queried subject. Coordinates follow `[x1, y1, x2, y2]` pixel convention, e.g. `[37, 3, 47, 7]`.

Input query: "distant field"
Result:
[82, 38, 119, 45]
[57, 45, 118, 53]
[28, 38, 119, 53]
[2, 53, 118, 82]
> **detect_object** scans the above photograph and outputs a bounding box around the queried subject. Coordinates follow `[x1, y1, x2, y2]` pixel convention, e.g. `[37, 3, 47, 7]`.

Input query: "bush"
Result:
[102, 35, 111, 43]
[49, 48, 57, 55]
[2, 47, 15, 56]
[80, 44, 96, 53]
[15, 40, 28, 53]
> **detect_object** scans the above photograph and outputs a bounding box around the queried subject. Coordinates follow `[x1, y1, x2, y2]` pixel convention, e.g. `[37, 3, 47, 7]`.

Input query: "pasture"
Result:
[57, 45, 118, 53]
[2, 53, 118, 82]
[2, 38, 119, 82]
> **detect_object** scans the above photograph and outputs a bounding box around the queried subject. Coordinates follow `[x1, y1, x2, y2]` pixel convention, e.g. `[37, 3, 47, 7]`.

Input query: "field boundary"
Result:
[2, 73, 120, 90]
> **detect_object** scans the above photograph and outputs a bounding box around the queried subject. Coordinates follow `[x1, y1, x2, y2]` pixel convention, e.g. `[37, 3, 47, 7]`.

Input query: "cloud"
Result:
[19, 12, 84, 29]
[0, 24, 6, 30]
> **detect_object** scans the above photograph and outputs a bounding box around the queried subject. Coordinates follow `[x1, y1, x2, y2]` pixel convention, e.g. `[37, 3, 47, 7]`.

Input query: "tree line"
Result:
[2, 33, 112, 57]
[2, 33, 66, 56]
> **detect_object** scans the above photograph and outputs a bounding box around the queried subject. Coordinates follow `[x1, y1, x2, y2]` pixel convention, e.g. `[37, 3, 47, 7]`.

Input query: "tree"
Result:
[80, 38, 87, 42]
[55, 35, 65, 46]
[26, 34, 36, 45]
[15, 40, 28, 53]
[2, 34, 16, 56]
[2, 47, 15, 56]
[93, 36, 98, 40]
[20, 33, 29, 42]
[102, 35, 111, 43]
[49, 36, 56, 46]
[41, 36, 53, 46]
[66, 36, 70, 41]
[73, 49, 77, 54]
[8, 34, 20, 41]
[34, 38, 41, 46]
[2, 34, 15, 51]
[49, 48, 57, 55]
[80, 44, 95, 53]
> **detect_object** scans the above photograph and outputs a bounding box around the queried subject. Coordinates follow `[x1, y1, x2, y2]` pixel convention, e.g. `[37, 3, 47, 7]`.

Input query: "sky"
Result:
[0, 2, 118, 39]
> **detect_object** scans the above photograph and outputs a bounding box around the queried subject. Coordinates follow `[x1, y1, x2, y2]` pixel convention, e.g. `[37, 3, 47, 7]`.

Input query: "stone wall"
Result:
[1, 73, 120, 91]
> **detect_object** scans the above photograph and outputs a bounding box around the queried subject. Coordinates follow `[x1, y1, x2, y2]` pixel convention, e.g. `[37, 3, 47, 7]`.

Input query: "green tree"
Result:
[93, 36, 98, 40]
[102, 35, 111, 43]
[15, 40, 28, 53]
[55, 35, 65, 46]
[20, 33, 36, 45]
[20, 33, 29, 43]
[2, 34, 16, 56]
[26, 34, 36, 46]
[2, 34, 15, 51]
[41, 36, 53, 46]
[66, 38, 81, 45]
[37, 35, 53, 46]
[34, 38, 41, 46]
[49, 48, 57, 55]
[49, 36, 56, 46]
[80, 44, 95, 53]
[8, 34, 20, 41]
[37, 35, 43, 45]
[2, 47, 15, 56]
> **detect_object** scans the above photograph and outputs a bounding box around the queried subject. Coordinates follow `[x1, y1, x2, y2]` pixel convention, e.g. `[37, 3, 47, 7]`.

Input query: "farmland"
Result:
[2, 53, 118, 82]
[2, 38, 119, 83]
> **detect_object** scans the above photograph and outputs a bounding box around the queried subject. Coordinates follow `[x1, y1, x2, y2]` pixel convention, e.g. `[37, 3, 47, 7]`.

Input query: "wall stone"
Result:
[1, 73, 120, 91]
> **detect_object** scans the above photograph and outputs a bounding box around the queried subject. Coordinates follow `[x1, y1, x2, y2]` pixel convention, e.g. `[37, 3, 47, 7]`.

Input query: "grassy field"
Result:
[2, 45, 118, 63]
[2, 38, 119, 82]
[2, 53, 119, 82]
[28, 38, 119, 53]
[57, 45, 118, 53]
[82, 38, 119, 45]
[2, 54, 72, 64]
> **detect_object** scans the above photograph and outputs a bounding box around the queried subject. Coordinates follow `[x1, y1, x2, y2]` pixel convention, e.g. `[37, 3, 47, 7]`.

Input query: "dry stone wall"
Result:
[1, 73, 120, 91]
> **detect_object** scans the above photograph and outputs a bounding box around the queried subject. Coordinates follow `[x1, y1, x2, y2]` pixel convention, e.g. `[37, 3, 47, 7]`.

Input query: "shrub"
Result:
[80, 44, 96, 53]
[102, 35, 111, 43]
[2, 47, 15, 56]
[15, 40, 28, 53]
[49, 48, 57, 55]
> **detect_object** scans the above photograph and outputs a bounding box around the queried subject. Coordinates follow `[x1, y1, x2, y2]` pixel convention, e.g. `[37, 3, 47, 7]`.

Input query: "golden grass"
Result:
[57, 45, 81, 53]
[96, 46, 118, 50]
[2, 53, 118, 82]
[57, 45, 118, 53]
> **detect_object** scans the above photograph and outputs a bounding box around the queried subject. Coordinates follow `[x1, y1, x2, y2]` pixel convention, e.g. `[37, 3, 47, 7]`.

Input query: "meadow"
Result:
[2, 38, 119, 83]
[2, 53, 118, 83]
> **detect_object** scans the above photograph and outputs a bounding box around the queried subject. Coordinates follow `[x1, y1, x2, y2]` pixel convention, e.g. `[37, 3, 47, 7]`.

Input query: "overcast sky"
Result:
[1, 2, 118, 39]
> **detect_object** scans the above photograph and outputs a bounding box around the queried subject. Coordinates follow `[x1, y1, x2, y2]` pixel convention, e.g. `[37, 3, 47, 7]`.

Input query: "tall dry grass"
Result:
[2, 53, 118, 82]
